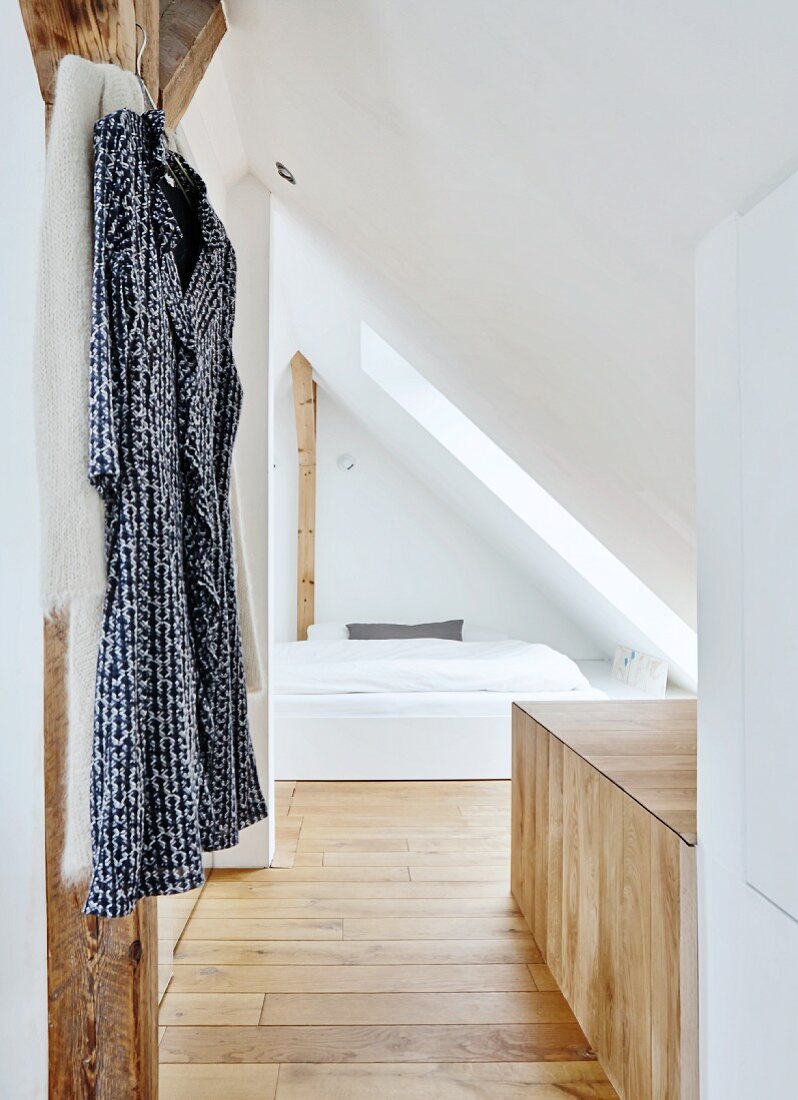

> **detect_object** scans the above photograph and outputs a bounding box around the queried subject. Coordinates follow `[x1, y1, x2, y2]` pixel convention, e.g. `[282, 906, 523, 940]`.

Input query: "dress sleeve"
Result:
[88, 112, 130, 501]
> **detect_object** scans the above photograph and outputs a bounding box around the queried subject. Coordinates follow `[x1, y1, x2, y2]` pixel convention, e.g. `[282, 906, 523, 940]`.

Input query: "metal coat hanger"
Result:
[135, 22, 159, 112]
[134, 22, 196, 204]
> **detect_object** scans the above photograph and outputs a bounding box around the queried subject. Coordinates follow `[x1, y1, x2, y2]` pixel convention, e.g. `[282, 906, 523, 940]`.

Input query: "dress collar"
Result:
[144, 109, 226, 256]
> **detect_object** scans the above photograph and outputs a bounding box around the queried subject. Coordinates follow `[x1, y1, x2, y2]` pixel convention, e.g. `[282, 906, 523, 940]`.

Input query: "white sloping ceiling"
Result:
[220, 0, 798, 632]
[270, 204, 696, 686]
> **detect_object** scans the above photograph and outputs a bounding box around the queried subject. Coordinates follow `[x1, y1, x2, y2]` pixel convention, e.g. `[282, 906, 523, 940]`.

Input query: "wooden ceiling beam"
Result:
[159, 0, 226, 129]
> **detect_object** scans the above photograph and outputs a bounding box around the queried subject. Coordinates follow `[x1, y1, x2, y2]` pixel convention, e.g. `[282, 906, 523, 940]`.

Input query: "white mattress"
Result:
[274, 688, 608, 718]
[273, 638, 591, 695]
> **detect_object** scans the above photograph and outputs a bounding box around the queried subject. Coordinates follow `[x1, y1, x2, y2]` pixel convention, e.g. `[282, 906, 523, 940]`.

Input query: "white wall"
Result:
[0, 10, 47, 1098]
[736, 176, 798, 919]
[218, 174, 272, 865]
[273, 381, 600, 655]
[182, 65, 273, 863]
[696, 211, 798, 1096]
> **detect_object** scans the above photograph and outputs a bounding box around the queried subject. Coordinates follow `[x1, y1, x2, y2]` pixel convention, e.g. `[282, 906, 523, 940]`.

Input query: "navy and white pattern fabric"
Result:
[85, 108, 267, 918]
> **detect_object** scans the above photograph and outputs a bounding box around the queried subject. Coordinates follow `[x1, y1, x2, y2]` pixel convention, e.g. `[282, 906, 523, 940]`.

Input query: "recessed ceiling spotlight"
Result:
[276, 162, 296, 184]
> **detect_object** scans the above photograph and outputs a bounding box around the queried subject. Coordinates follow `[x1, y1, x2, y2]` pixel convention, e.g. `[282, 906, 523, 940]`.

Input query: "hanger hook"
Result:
[134, 22, 159, 112]
[135, 22, 147, 81]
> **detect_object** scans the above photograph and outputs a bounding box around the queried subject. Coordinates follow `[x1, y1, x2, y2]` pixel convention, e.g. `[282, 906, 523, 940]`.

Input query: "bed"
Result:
[272, 631, 607, 779]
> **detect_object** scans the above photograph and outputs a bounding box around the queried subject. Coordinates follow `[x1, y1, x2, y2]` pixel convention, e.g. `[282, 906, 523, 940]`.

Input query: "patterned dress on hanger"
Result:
[85, 108, 267, 918]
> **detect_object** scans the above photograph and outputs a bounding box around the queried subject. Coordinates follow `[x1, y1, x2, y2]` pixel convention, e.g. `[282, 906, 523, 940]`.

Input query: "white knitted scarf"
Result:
[35, 56, 262, 885]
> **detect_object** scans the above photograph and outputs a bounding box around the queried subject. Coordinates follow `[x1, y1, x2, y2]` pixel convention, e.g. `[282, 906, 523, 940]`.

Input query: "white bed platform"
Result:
[273, 688, 605, 780]
[273, 660, 680, 780]
[271, 660, 678, 783]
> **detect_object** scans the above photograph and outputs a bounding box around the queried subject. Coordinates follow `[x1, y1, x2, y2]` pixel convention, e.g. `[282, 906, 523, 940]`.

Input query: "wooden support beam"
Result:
[18, 0, 228, 1094]
[16, 5, 161, 1087]
[159, 0, 226, 129]
[290, 352, 317, 641]
[44, 622, 158, 1099]
[19, 0, 138, 107]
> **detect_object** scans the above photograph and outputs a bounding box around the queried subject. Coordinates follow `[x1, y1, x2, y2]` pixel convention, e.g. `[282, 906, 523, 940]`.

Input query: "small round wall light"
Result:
[276, 162, 296, 184]
[337, 454, 356, 472]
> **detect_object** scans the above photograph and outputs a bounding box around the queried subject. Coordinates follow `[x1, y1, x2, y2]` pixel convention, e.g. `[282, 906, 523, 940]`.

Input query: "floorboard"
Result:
[174, 937, 543, 966]
[273, 1062, 616, 1100]
[168, 963, 542, 994]
[159, 780, 617, 1099]
[257, 991, 576, 1025]
[159, 1021, 595, 1063]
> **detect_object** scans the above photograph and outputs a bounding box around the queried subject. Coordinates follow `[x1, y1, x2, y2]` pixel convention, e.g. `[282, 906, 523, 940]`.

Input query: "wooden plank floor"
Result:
[159, 781, 617, 1099]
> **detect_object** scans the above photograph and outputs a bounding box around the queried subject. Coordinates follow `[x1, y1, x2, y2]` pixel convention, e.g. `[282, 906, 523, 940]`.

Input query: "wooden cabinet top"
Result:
[514, 699, 697, 844]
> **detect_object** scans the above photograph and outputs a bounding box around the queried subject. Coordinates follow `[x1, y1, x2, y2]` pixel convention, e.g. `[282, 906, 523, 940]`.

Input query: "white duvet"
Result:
[272, 638, 591, 695]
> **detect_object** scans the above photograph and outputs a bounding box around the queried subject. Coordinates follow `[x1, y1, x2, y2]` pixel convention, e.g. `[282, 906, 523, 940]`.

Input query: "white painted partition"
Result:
[738, 178, 798, 921]
[181, 55, 274, 867]
[0, 9, 48, 1098]
[696, 203, 798, 1096]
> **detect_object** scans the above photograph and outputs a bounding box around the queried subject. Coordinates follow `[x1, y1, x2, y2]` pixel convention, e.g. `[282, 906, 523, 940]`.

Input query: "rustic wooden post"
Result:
[290, 352, 317, 640]
[17, 1, 227, 1095]
[43, 619, 158, 1099]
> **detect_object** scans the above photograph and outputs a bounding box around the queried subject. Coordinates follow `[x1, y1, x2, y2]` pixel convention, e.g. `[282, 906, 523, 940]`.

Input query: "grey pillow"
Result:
[346, 619, 464, 641]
